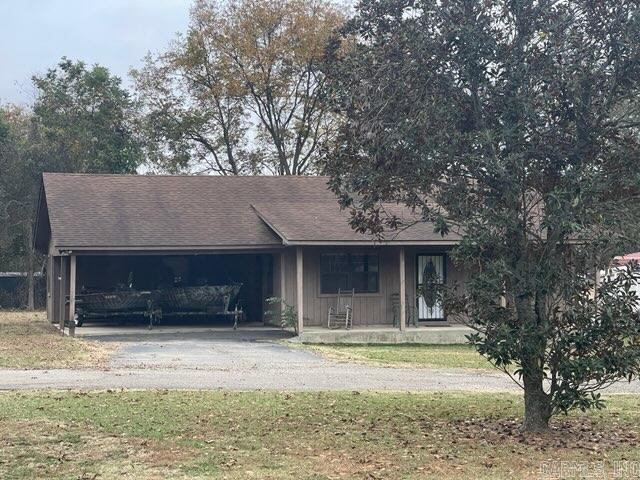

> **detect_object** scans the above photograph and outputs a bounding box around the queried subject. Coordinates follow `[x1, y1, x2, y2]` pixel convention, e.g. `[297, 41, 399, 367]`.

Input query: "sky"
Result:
[0, 0, 191, 105]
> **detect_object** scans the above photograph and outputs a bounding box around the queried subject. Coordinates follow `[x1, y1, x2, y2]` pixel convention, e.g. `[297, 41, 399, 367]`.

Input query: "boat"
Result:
[74, 290, 154, 325]
[155, 284, 242, 314]
[73, 284, 243, 329]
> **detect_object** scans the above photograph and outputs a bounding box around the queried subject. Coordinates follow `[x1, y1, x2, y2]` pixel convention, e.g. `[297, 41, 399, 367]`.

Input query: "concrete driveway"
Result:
[2, 327, 640, 393]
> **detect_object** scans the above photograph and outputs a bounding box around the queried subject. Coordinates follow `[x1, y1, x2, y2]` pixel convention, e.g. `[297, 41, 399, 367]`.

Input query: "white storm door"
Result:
[417, 254, 446, 321]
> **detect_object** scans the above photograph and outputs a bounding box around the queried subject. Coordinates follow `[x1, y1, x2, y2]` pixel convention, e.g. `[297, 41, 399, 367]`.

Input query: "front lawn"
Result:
[0, 311, 115, 369]
[304, 343, 495, 370]
[0, 391, 637, 479]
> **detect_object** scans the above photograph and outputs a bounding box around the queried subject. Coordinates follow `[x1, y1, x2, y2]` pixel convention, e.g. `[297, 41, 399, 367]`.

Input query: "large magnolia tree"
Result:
[132, 0, 345, 175]
[324, 0, 640, 431]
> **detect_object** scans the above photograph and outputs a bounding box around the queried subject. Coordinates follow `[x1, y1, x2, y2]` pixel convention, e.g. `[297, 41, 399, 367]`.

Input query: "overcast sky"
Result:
[0, 0, 191, 105]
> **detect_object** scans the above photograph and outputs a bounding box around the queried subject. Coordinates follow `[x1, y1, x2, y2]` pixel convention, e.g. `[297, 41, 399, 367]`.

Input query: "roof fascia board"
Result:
[54, 244, 285, 255]
[282, 240, 460, 246]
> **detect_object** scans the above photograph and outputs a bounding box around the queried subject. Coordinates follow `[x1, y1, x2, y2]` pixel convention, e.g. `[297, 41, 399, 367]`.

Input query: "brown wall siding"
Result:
[59, 256, 70, 326]
[281, 248, 298, 312]
[281, 246, 402, 327]
[268, 252, 283, 325]
[284, 245, 470, 327]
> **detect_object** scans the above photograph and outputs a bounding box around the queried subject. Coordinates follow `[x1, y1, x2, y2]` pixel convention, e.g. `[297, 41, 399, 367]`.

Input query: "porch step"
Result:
[292, 326, 473, 345]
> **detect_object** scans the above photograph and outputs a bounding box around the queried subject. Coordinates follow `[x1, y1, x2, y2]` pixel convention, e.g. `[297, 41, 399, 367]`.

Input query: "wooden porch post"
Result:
[59, 255, 68, 335]
[296, 247, 304, 334]
[46, 255, 53, 323]
[68, 254, 77, 337]
[51, 256, 61, 325]
[399, 247, 406, 331]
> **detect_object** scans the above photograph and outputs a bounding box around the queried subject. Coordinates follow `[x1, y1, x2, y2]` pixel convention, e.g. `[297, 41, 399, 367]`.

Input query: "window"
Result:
[320, 253, 379, 294]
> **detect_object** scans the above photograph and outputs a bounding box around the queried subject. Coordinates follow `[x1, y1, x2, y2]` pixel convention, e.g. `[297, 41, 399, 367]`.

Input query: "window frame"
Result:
[319, 252, 380, 295]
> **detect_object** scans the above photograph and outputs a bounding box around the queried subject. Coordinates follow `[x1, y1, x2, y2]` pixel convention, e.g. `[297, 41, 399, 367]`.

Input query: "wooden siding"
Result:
[281, 246, 401, 327]
[281, 245, 470, 327]
[280, 248, 297, 314]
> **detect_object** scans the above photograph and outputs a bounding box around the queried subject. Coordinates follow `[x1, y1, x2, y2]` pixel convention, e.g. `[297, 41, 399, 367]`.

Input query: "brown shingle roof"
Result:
[39, 173, 457, 252]
[252, 202, 456, 244]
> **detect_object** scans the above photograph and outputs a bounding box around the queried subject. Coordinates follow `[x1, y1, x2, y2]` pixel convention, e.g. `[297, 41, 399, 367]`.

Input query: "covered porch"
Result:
[282, 245, 469, 334]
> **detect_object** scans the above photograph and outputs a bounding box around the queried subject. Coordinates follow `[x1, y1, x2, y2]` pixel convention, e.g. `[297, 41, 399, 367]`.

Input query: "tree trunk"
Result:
[522, 366, 551, 432]
[25, 223, 35, 311]
[514, 288, 551, 432]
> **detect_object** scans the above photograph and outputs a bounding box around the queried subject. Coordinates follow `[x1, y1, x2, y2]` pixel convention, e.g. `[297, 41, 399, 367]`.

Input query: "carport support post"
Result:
[280, 252, 286, 321]
[296, 246, 304, 334]
[68, 254, 77, 337]
[46, 256, 54, 323]
[51, 255, 61, 324]
[399, 247, 406, 331]
[59, 255, 68, 335]
[52, 256, 61, 325]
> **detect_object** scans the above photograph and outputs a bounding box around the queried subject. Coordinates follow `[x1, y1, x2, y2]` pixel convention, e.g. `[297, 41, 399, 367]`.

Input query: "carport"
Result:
[34, 174, 291, 334]
[75, 253, 273, 323]
[47, 250, 278, 333]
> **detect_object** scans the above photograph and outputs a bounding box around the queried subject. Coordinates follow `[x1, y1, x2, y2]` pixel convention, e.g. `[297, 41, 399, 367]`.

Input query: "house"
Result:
[34, 173, 469, 333]
[614, 252, 640, 267]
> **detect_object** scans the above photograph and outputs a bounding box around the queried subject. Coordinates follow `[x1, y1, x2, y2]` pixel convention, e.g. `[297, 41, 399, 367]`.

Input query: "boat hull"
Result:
[75, 284, 242, 318]
[75, 291, 153, 316]
[156, 284, 242, 313]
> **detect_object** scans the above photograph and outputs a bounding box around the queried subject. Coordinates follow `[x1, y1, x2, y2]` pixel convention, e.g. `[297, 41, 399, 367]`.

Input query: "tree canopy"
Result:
[0, 107, 37, 271]
[32, 58, 142, 174]
[132, 0, 345, 175]
[324, 0, 640, 431]
[0, 58, 143, 307]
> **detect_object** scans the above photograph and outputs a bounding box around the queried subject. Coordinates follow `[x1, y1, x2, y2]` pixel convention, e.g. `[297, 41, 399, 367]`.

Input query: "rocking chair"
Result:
[327, 288, 355, 329]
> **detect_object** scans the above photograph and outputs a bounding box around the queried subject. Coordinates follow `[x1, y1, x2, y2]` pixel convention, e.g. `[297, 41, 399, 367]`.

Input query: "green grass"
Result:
[0, 311, 115, 368]
[303, 343, 495, 369]
[0, 390, 638, 479]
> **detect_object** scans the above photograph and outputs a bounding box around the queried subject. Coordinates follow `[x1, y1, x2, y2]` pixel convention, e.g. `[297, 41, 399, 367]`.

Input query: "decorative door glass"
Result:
[417, 254, 445, 320]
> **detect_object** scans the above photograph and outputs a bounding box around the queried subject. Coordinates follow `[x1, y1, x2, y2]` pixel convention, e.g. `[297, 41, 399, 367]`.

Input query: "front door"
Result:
[416, 254, 446, 321]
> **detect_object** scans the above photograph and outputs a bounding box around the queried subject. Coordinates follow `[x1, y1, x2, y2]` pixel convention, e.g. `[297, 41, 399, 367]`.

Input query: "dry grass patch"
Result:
[1, 390, 638, 479]
[0, 311, 116, 369]
[302, 343, 495, 370]
[0, 418, 198, 479]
